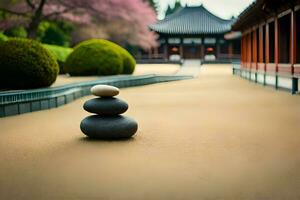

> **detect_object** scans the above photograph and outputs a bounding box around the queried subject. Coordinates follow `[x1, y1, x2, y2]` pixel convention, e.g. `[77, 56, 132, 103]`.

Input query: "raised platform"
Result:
[0, 74, 192, 118]
[232, 64, 299, 94]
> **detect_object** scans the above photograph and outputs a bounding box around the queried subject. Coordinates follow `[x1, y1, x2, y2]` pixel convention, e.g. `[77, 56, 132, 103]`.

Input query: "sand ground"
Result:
[1, 64, 300, 200]
[52, 64, 180, 87]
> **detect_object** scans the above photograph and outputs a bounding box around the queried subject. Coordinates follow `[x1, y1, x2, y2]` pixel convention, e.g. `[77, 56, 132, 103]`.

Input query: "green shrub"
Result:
[0, 32, 8, 43]
[4, 26, 27, 38]
[119, 48, 136, 74]
[43, 44, 73, 74]
[65, 39, 123, 76]
[37, 21, 72, 47]
[76, 39, 136, 74]
[0, 38, 59, 89]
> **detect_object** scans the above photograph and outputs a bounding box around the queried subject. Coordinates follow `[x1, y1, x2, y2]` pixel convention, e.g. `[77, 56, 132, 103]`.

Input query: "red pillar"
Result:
[266, 23, 270, 65]
[291, 10, 296, 74]
[275, 17, 279, 73]
[253, 29, 257, 70]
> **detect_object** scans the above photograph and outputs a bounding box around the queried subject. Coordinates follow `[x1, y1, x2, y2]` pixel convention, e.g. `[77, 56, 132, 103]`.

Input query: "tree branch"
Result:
[25, 0, 35, 10]
[0, 7, 29, 16]
[36, 0, 46, 14]
[44, 7, 75, 18]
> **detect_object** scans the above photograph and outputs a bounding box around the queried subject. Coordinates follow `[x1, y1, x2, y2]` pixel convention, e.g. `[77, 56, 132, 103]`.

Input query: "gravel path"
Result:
[1, 64, 300, 200]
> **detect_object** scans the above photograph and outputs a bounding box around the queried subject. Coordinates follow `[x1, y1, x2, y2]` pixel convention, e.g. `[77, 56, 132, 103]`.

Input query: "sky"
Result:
[155, 0, 255, 20]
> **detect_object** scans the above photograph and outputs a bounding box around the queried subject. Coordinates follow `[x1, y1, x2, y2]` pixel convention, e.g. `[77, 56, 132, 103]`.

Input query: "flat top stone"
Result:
[91, 85, 120, 97]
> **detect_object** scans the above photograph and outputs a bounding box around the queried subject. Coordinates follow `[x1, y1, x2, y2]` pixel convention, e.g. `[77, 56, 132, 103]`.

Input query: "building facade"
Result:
[232, 0, 300, 93]
[147, 5, 240, 62]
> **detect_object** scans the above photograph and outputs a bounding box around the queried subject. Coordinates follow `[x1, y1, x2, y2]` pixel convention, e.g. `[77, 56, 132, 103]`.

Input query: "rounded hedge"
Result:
[65, 40, 123, 76]
[65, 39, 136, 76]
[4, 26, 27, 38]
[115, 47, 136, 74]
[0, 38, 59, 89]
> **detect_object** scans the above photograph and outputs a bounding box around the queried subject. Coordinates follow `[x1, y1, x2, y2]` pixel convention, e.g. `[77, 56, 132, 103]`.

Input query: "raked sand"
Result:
[1, 64, 300, 199]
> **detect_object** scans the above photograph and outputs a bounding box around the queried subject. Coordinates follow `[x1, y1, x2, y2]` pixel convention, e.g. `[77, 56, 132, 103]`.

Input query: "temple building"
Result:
[232, 0, 300, 93]
[147, 5, 241, 62]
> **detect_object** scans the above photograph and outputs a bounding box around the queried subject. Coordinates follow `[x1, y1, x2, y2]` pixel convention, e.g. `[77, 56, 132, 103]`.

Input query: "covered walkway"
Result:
[1, 64, 300, 199]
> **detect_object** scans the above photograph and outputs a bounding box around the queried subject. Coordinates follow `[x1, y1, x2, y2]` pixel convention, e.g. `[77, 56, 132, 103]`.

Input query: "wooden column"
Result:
[291, 10, 296, 73]
[200, 39, 205, 59]
[154, 47, 158, 58]
[148, 48, 152, 59]
[259, 25, 263, 64]
[274, 17, 279, 89]
[275, 17, 279, 72]
[291, 9, 298, 93]
[164, 43, 168, 60]
[266, 23, 270, 65]
[248, 33, 252, 68]
[241, 36, 244, 66]
[244, 35, 247, 68]
[228, 42, 233, 60]
[179, 38, 183, 59]
[253, 30, 257, 69]
[246, 34, 248, 67]
[216, 41, 220, 60]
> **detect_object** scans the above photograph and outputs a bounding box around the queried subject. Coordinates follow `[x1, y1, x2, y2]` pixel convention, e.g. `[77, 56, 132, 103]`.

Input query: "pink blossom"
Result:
[0, 0, 158, 49]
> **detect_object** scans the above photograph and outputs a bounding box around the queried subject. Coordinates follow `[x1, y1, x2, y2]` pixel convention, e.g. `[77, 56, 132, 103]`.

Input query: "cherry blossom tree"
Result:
[0, 0, 158, 49]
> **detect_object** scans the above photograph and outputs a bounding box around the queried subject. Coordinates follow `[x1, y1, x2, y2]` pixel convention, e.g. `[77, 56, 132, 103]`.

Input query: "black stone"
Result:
[80, 115, 138, 139]
[83, 97, 128, 115]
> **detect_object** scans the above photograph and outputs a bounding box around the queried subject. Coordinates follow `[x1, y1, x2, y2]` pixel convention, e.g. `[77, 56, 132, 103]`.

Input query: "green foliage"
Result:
[4, 26, 27, 38]
[0, 38, 59, 89]
[43, 44, 73, 74]
[65, 39, 136, 75]
[0, 32, 8, 43]
[65, 39, 124, 76]
[118, 48, 136, 74]
[74, 39, 136, 74]
[37, 21, 73, 47]
[165, 0, 182, 17]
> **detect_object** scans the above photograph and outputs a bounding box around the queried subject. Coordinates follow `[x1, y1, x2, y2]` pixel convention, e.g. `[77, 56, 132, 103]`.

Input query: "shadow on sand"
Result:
[78, 136, 136, 143]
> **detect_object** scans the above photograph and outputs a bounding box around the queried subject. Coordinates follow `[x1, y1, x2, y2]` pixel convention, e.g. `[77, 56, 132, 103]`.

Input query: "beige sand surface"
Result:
[133, 64, 179, 75]
[1, 64, 300, 200]
[52, 75, 99, 87]
[52, 64, 180, 87]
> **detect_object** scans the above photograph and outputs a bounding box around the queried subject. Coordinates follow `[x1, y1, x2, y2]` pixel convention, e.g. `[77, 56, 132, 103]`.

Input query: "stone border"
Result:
[0, 74, 192, 118]
[232, 63, 299, 94]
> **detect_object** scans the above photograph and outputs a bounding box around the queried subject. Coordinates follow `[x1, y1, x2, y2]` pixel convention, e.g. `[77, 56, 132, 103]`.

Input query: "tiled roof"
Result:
[149, 5, 235, 35]
[231, 0, 297, 31]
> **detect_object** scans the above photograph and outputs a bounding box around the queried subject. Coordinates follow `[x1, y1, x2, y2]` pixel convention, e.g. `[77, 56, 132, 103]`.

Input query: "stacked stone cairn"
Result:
[80, 85, 138, 139]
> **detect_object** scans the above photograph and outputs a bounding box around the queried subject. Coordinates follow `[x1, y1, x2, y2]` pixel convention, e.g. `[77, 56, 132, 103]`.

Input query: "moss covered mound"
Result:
[0, 38, 59, 89]
[119, 48, 136, 74]
[65, 39, 136, 76]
